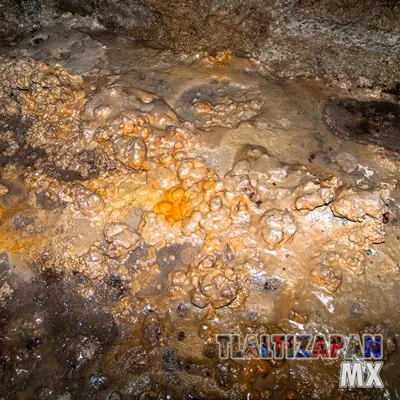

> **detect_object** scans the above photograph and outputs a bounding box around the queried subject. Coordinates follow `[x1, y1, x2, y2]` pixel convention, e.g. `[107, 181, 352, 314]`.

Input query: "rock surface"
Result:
[0, 0, 399, 88]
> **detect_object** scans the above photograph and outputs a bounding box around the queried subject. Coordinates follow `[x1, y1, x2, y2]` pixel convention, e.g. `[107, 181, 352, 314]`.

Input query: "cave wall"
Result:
[0, 0, 399, 87]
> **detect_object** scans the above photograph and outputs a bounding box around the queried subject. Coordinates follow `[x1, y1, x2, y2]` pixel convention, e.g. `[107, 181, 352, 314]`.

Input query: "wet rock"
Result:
[260, 389, 273, 399]
[141, 315, 162, 349]
[324, 99, 400, 152]
[0, 312, 51, 393]
[147, 166, 179, 190]
[0, 1, 31, 45]
[35, 387, 55, 400]
[0, 183, 8, 196]
[11, 212, 33, 230]
[215, 363, 230, 388]
[30, 33, 49, 46]
[64, 335, 101, 370]
[71, 183, 105, 217]
[1, 16, 399, 399]
[104, 222, 141, 258]
[0, 114, 32, 141]
[75, 149, 114, 177]
[140, 391, 161, 400]
[295, 177, 339, 211]
[49, 0, 400, 87]
[181, 210, 203, 235]
[44, 284, 118, 352]
[42, 161, 87, 182]
[2, 0, 399, 85]
[200, 207, 232, 234]
[123, 373, 153, 398]
[335, 152, 358, 174]
[0, 253, 13, 305]
[0, 280, 14, 306]
[62, 0, 94, 14]
[311, 263, 342, 292]
[162, 348, 181, 372]
[288, 310, 308, 325]
[198, 271, 239, 309]
[177, 158, 207, 188]
[187, 256, 242, 309]
[0, 252, 10, 272]
[89, 374, 111, 390]
[284, 389, 298, 400]
[81, 246, 107, 280]
[108, 392, 123, 400]
[113, 135, 147, 170]
[331, 187, 389, 222]
[43, 149, 109, 182]
[190, 290, 210, 309]
[107, 345, 150, 375]
[194, 97, 262, 129]
[244, 389, 262, 400]
[349, 303, 364, 318]
[105, 274, 126, 299]
[2, 349, 34, 391]
[209, 196, 223, 212]
[203, 343, 218, 360]
[259, 209, 297, 249]
[35, 190, 59, 210]
[177, 83, 263, 129]
[40, 266, 64, 287]
[140, 212, 171, 245]
[264, 277, 282, 292]
[348, 219, 385, 247]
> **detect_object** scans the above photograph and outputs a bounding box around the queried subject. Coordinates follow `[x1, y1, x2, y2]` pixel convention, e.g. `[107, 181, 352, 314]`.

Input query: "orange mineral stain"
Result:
[154, 188, 191, 223]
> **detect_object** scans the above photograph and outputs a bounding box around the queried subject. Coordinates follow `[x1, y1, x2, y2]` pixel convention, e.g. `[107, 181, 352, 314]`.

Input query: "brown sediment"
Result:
[0, 35, 399, 399]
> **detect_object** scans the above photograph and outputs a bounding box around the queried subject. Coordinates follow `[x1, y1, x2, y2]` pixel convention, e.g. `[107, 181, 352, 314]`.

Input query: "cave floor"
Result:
[0, 23, 399, 400]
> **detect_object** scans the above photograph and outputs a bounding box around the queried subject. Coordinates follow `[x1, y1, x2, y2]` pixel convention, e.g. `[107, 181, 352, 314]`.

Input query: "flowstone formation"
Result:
[1, 54, 391, 301]
[0, 53, 399, 399]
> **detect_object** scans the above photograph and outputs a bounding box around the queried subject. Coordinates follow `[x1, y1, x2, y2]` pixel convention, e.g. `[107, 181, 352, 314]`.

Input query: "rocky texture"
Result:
[324, 99, 400, 151]
[331, 186, 389, 222]
[0, 0, 399, 87]
[104, 222, 141, 258]
[1, 42, 400, 398]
